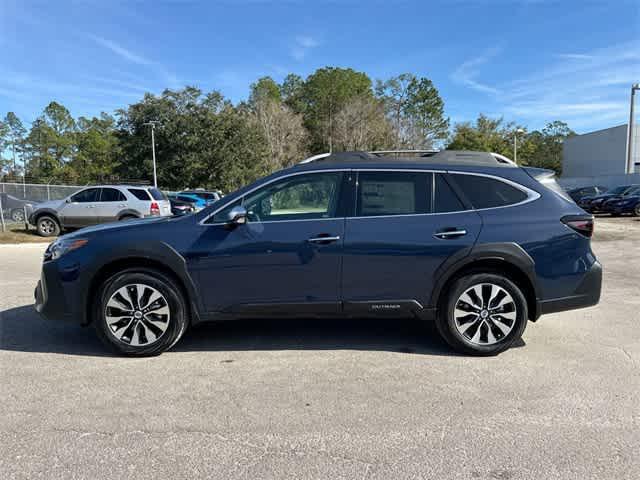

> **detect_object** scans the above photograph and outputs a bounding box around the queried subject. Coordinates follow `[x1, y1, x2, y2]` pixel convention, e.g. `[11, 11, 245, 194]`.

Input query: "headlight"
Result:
[46, 238, 89, 261]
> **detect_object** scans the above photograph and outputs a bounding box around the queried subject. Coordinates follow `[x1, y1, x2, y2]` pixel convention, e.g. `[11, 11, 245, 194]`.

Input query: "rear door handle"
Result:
[434, 229, 467, 239]
[308, 235, 340, 244]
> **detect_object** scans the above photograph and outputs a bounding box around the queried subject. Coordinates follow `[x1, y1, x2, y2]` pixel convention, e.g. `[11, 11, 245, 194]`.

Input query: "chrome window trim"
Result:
[198, 169, 349, 226]
[199, 167, 540, 226]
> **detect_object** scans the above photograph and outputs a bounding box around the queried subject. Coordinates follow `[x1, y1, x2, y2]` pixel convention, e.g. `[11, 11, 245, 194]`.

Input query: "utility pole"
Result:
[143, 121, 161, 187]
[627, 84, 640, 174]
[513, 128, 525, 164]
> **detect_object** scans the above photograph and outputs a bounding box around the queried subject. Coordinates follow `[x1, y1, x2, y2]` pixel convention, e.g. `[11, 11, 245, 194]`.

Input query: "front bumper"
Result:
[34, 258, 86, 324]
[538, 260, 602, 315]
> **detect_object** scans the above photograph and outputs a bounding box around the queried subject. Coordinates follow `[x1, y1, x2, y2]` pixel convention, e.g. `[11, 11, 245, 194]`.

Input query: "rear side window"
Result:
[356, 172, 431, 216]
[100, 188, 126, 202]
[128, 188, 151, 201]
[451, 174, 528, 209]
[434, 174, 466, 213]
[149, 188, 167, 201]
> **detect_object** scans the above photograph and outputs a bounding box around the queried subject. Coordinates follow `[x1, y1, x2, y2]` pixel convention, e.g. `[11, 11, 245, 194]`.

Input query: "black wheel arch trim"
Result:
[84, 241, 204, 326]
[30, 208, 61, 226]
[429, 242, 541, 320]
[117, 209, 143, 220]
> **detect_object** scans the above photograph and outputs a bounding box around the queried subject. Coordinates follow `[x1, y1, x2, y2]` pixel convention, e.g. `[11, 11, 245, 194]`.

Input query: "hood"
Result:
[61, 215, 172, 239]
[33, 199, 65, 211]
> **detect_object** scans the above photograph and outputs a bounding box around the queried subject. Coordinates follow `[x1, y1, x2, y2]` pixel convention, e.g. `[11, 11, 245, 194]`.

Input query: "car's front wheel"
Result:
[36, 215, 60, 237]
[11, 208, 25, 222]
[436, 273, 528, 356]
[94, 269, 188, 356]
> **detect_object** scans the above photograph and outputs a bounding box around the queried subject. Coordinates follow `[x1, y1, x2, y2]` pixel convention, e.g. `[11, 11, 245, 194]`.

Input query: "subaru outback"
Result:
[34, 150, 602, 356]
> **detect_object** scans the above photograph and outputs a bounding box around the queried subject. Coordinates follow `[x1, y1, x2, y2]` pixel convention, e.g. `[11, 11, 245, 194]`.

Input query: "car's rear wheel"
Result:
[436, 273, 528, 356]
[36, 215, 60, 237]
[634, 204, 640, 217]
[94, 269, 188, 356]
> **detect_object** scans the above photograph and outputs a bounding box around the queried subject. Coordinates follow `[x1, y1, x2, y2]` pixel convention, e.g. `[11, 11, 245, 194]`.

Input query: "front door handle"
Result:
[434, 229, 467, 239]
[308, 235, 340, 244]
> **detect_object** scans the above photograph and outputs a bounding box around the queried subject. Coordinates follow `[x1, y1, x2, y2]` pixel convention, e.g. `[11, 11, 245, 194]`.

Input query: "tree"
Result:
[249, 77, 281, 106]
[116, 87, 268, 191]
[249, 82, 308, 170]
[448, 114, 517, 158]
[333, 95, 393, 151]
[519, 121, 575, 173]
[300, 67, 373, 151]
[68, 113, 120, 183]
[0, 119, 9, 174]
[376, 74, 449, 148]
[3, 112, 26, 173]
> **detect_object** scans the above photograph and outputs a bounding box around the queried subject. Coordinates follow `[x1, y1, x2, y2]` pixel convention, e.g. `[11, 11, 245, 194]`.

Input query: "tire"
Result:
[94, 269, 189, 356]
[11, 208, 25, 222]
[36, 215, 61, 237]
[436, 273, 528, 356]
[634, 205, 640, 217]
[119, 215, 138, 221]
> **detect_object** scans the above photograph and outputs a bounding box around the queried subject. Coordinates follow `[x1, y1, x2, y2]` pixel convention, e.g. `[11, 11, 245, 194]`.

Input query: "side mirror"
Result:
[66, 197, 72, 203]
[226, 205, 247, 225]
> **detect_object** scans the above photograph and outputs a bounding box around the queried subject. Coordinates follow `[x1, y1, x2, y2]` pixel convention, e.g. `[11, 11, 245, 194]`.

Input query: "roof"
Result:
[297, 150, 517, 168]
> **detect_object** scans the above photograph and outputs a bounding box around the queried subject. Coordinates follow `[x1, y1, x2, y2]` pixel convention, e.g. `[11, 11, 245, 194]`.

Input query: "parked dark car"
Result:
[167, 194, 196, 216]
[567, 185, 607, 203]
[579, 185, 640, 213]
[34, 150, 601, 357]
[602, 193, 640, 216]
[0, 192, 37, 222]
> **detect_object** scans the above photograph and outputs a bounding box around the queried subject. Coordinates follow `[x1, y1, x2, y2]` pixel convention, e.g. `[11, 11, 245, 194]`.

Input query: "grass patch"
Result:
[0, 227, 54, 244]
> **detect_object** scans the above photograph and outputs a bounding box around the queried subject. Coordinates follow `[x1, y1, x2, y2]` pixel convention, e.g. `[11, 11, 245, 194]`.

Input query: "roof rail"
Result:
[299, 152, 332, 164]
[490, 153, 517, 166]
[368, 149, 440, 157]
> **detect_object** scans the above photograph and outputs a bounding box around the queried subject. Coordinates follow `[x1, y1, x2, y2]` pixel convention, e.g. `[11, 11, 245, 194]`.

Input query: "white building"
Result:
[561, 124, 640, 188]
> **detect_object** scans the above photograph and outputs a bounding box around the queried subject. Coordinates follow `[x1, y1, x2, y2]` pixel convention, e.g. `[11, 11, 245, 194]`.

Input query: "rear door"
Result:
[341, 170, 482, 315]
[95, 188, 127, 223]
[59, 187, 101, 227]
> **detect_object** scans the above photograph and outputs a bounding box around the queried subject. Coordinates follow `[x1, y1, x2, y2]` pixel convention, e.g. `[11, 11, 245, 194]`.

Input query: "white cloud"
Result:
[451, 47, 502, 95]
[451, 41, 640, 130]
[290, 35, 320, 61]
[88, 34, 152, 66]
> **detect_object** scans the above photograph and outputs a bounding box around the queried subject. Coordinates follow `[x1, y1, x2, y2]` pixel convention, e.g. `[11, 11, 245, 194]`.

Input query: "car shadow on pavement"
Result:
[0, 304, 524, 357]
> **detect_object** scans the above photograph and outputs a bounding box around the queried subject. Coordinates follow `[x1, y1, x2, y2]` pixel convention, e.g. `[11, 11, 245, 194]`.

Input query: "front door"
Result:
[341, 171, 482, 315]
[191, 171, 347, 315]
[59, 187, 101, 228]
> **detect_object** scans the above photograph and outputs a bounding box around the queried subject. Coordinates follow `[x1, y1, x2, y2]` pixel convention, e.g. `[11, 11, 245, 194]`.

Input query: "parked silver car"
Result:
[28, 185, 171, 237]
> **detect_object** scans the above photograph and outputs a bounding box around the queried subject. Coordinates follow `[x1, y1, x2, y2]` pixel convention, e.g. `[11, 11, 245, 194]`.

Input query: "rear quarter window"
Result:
[148, 188, 167, 201]
[451, 174, 528, 209]
[128, 188, 151, 201]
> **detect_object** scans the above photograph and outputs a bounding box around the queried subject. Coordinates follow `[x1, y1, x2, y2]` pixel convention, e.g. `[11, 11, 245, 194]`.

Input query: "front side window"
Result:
[356, 171, 431, 217]
[208, 172, 343, 224]
[71, 188, 100, 203]
[451, 174, 528, 209]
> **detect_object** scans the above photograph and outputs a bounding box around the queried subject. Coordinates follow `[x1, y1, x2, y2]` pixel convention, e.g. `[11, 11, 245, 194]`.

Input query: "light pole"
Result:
[513, 128, 525, 164]
[143, 121, 161, 187]
[627, 84, 640, 174]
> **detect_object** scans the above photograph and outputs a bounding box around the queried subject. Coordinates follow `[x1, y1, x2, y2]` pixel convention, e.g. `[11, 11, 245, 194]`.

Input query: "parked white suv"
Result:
[28, 185, 171, 237]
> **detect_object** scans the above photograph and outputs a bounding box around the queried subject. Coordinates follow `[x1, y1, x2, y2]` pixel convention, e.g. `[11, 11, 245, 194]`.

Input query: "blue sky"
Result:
[1, 0, 638, 133]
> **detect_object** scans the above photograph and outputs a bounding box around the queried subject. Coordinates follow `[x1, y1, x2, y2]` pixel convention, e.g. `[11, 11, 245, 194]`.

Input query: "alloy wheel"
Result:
[40, 219, 56, 235]
[453, 283, 517, 345]
[105, 284, 171, 346]
[12, 209, 25, 222]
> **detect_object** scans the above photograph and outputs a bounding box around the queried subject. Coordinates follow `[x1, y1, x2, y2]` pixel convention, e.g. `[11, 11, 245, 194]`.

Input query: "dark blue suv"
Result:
[34, 150, 602, 356]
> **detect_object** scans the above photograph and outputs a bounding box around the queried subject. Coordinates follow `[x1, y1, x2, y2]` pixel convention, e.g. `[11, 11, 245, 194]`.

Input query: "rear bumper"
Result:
[538, 260, 602, 316]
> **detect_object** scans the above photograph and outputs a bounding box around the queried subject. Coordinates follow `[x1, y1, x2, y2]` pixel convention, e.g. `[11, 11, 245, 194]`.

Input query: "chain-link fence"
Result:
[0, 181, 86, 230]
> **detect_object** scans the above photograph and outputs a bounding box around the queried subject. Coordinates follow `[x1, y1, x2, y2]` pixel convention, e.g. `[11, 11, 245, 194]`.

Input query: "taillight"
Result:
[562, 216, 594, 238]
[150, 202, 160, 216]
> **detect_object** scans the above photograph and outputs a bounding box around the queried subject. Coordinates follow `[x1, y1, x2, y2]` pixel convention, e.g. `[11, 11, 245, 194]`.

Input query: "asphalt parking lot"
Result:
[1, 217, 639, 479]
